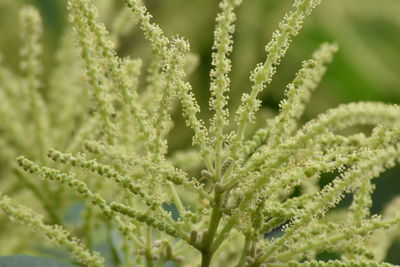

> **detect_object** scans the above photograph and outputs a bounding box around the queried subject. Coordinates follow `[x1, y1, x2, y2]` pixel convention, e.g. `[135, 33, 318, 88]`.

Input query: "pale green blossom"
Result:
[0, 0, 400, 267]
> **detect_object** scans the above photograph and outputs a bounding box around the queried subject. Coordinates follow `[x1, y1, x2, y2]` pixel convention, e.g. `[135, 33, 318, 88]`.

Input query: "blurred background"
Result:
[1, 0, 400, 263]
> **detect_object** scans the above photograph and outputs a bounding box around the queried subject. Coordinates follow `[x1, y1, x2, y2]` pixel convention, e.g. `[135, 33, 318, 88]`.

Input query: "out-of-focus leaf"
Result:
[0, 255, 77, 267]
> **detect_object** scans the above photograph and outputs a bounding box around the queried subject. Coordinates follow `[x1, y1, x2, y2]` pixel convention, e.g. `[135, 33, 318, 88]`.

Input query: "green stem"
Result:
[168, 182, 190, 230]
[106, 221, 122, 266]
[201, 189, 223, 266]
[211, 215, 238, 252]
[214, 128, 223, 182]
[221, 122, 247, 183]
[212, 189, 255, 252]
[122, 237, 132, 267]
[205, 154, 215, 174]
[235, 238, 251, 267]
[145, 226, 154, 267]
[82, 204, 94, 250]
[201, 251, 212, 267]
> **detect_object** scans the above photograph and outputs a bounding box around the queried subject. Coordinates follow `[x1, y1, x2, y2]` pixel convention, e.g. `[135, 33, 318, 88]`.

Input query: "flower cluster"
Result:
[0, 0, 400, 266]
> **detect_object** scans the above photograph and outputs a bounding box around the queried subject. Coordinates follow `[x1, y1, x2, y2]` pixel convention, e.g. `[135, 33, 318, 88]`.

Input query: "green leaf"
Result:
[0, 255, 77, 267]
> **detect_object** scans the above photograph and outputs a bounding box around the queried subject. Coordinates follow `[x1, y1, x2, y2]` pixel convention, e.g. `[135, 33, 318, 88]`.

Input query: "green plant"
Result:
[1, 0, 400, 266]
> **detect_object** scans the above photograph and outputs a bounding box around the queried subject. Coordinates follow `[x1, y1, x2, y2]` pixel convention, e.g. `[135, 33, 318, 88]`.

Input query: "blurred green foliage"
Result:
[2, 0, 399, 106]
[1, 0, 400, 263]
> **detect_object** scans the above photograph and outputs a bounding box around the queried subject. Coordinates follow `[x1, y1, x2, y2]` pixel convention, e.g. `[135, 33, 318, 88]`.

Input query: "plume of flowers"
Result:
[1, 0, 400, 266]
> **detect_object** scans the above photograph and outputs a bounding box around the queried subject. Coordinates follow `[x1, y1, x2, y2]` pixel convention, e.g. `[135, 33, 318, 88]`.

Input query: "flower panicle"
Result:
[46, 148, 160, 208]
[19, 6, 49, 159]
[0, 193, 104, 267]
[3, 0, 400, 266]
[68, 0, 151, 144]
[209, 0, 242, 179]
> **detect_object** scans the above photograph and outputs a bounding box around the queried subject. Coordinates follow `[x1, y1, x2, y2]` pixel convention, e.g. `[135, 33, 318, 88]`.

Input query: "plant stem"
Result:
[235, 238, 251, 267]
[211, 190, 255, 252]
[201, 250, 212, 267]
[145, 226, 154, 267]
[168, 182, 191, 230]
[211, 215, 238, 252]
[201, 189, 223, 266]
[221, 122, 247, 183]
[82, 204, 93, 250]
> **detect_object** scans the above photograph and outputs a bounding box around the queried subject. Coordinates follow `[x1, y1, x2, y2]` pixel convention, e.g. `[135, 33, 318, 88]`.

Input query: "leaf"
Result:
[63, 202, 85, 226]
[0, 255, 77, 267]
